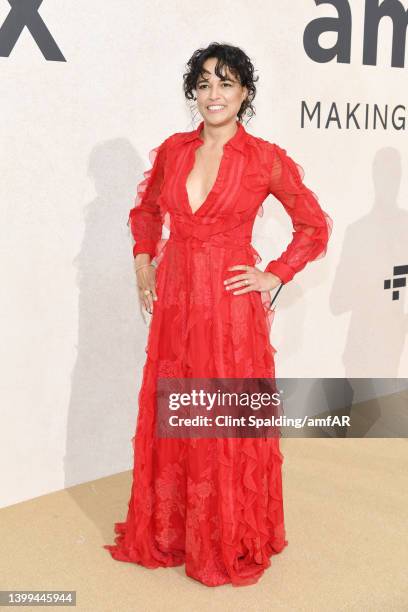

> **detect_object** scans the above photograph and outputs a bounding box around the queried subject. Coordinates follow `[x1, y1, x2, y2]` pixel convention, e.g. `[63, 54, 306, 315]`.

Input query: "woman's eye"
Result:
[197, 82, 232, 89]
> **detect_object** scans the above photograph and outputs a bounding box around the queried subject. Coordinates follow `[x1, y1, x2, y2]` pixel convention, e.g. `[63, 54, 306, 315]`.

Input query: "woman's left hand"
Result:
[223, 264, 282, 295]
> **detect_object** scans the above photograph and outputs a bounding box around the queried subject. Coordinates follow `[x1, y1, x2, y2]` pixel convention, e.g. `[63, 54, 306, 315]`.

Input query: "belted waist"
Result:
[168, 232, 251, 249]
[167, 217, 252, 249]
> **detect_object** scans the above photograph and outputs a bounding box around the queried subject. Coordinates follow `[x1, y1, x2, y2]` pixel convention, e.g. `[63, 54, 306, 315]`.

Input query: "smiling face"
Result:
[195, 57, 248, 125]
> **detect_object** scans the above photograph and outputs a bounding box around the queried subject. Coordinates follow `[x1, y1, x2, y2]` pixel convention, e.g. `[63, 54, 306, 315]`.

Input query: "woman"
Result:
[104, 42, 332, 587]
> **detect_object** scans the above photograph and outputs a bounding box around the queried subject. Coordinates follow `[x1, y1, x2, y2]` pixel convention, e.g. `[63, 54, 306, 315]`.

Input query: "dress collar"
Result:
[183, 119, 247, 152]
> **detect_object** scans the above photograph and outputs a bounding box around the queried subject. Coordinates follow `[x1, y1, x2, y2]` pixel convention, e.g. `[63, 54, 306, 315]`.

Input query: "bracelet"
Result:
[135, 262, 155, 272]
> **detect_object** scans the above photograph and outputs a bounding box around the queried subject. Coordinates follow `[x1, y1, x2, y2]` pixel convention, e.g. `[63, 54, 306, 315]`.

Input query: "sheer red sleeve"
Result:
[127, 138, 168, 258]
[264, 144, 333, 284]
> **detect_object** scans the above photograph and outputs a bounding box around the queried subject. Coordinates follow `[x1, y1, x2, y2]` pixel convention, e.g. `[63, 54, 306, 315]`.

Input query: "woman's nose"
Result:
[208, 85, 222, 99]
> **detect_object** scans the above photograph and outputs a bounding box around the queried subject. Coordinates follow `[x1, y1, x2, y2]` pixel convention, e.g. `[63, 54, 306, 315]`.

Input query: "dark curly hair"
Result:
[182, 42, 258, 123]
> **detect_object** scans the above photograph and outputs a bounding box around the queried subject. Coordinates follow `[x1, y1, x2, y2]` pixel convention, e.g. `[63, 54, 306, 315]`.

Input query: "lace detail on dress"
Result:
[265, 143, 333, 283]
[105, 122, 332, 587]
[127, 139, 168, 259]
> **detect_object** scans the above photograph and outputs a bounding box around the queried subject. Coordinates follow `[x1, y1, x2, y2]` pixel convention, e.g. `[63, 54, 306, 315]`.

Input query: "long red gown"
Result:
[103, 119, 333, 586]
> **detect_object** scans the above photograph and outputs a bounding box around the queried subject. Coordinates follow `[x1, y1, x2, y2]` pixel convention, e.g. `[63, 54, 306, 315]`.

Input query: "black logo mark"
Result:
[0, 0, 65, 61]
[384, 265, 408, 300]
[304, 0, 408, 68]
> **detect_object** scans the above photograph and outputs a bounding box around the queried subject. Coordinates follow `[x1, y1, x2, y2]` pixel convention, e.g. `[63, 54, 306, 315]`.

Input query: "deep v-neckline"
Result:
[183, 121, 240, 217]
[184, 143, 225, 216]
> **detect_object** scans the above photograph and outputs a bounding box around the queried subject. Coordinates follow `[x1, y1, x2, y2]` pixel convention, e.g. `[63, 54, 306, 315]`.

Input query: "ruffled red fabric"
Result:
[264, 144, 333, 283]
[104, 120, 332, 586]
[127, 142, 167, 259]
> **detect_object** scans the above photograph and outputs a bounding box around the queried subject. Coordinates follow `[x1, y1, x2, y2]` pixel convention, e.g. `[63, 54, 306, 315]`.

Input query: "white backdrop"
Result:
[1, 1, 407, 507]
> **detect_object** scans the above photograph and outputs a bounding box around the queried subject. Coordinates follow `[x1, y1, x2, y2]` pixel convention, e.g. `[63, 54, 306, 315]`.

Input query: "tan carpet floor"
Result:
[1, 438, 407, 611]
